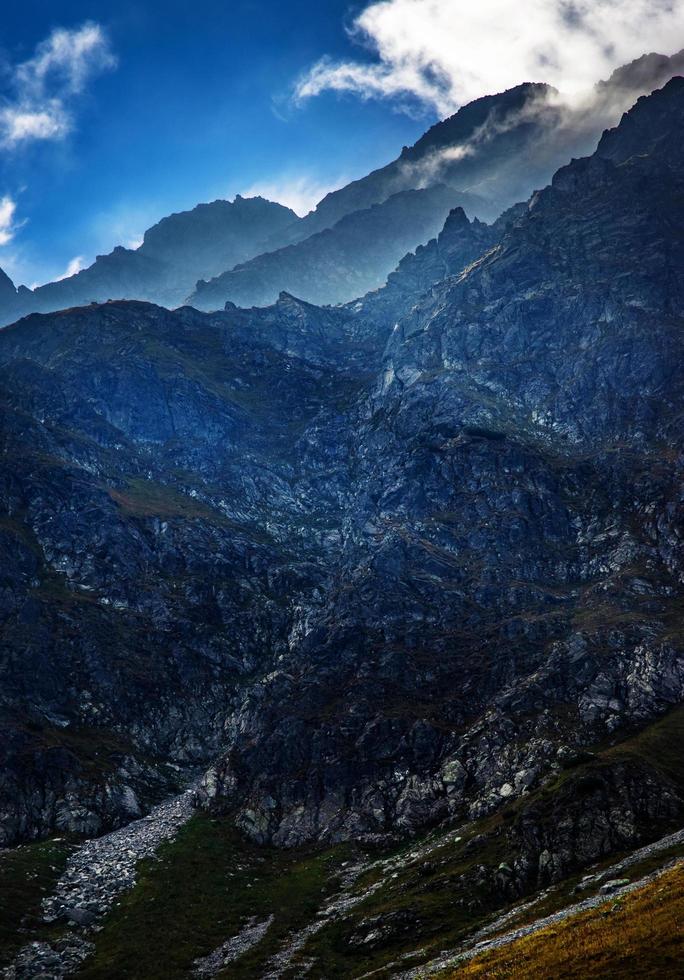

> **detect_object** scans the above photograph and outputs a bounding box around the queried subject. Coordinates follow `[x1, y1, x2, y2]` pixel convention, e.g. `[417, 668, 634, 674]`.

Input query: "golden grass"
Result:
[448, 863, 684, 979]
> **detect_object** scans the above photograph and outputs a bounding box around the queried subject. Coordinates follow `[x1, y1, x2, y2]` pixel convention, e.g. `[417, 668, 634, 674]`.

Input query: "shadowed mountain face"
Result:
[0, 295, 382, 845]
[0, 196, 299, 327]
[1, 78, 683, 862]
[197, 78, 684, 845]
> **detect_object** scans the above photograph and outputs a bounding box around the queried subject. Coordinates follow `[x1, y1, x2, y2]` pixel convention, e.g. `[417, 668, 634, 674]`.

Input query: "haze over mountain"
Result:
[187, 183, 485, 310]
[0, 49, 682, 327]
[271, 49, 684, 242]
[0, 196, 298, 327]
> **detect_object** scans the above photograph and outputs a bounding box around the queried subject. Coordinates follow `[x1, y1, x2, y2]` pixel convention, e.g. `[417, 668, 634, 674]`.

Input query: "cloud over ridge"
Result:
[295, 0, 684, 114]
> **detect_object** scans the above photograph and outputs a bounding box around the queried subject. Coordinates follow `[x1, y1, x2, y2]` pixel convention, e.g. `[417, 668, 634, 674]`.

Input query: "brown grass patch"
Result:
[449, 863, 684, 979]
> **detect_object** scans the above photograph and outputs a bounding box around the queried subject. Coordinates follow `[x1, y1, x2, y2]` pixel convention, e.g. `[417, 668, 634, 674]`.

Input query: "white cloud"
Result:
[0, 22, 116, 147]
[0, 196, 19, 246]
[295, 0, 684, 114]
[240, 175, 346, 216]
[54, 255, 86, 281]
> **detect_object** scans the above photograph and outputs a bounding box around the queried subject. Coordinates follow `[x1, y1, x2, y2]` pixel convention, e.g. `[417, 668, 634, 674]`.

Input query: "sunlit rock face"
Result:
[1, 79, 684, 857]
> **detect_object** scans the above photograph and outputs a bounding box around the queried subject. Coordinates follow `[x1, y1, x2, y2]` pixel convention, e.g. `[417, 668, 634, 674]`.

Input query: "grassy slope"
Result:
[0, 838, 75, 965]
[284, 706, 684, 976]
[451, 863, 684, 979]
[75, 814, 352, 980]
[1, 708, 678, 978]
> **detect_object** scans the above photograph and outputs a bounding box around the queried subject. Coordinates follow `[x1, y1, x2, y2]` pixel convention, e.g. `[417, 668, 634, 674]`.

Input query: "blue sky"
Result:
[2, 0, 682, 287]
[0, 1, 429, 287]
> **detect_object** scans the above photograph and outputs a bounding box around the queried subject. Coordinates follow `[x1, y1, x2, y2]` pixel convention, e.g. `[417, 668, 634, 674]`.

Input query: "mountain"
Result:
[278, 82, 554, 245]
[0, 289, 385, 848]
[0, 195, 298, 326]
[194, 76, 684, 847]
[3, 51, 682, 332]
[186, 49, 684, 313]
[187, 184, 486, 311]
[276, 48, 684, 246]
[0, 268, 17, 307]
[348, 202, 523, 334]
[1, 76, 684, 979]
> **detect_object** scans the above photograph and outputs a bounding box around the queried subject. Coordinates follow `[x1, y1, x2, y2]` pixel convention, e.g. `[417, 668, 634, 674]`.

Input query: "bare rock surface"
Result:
[193, 915, 274, 977]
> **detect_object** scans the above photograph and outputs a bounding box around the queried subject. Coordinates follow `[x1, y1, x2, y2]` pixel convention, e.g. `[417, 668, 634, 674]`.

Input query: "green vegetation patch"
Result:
[76, 813, 352, 980]
[0, 838, 75, 966]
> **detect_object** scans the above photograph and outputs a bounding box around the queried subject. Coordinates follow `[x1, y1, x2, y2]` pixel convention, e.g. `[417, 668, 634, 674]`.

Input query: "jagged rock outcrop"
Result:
[1, 78, 684, 861]
[348, 203, 524, 334]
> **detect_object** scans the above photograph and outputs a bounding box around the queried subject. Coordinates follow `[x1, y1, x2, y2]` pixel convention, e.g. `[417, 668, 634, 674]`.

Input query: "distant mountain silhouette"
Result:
[1, 49, 682, 326]
[0, 195, 298, 325]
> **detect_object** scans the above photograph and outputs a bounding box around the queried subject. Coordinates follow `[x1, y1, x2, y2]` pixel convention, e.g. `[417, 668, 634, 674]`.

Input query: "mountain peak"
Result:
[597, 74, 684, 163]
[0, 266, 16, 299]
[402, 80, 557, 163]
[597, 48, 684, 94]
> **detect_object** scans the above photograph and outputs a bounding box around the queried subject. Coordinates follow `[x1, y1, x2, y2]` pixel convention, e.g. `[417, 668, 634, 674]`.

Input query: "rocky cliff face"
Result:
[0, 295, 380, 844]
[197, 77, 684, 846]
[0, 77, 683, 871]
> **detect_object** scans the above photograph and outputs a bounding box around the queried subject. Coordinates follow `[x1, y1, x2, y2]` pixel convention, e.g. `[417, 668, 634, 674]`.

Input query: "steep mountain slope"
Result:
[0, 78, 683, 980]
[0, 196, 298, 326]
[281, 82, 554, 243]
[187, 50, 684, 314]
[195, 77, 684, 853]
[188, 184, 486, 311]
[0, 208, 505, 848]
[0, 296, 382, 845]
[3, 52, 681, 332]
[5, 52, 682, 333]
[347, 203, 523, 335]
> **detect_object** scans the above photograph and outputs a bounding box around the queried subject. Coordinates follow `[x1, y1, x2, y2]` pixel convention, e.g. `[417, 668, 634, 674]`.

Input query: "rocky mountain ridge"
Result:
[188, 183, 487, 311]
[274, 49, 684, 245]
[3, 49, 683, 329]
